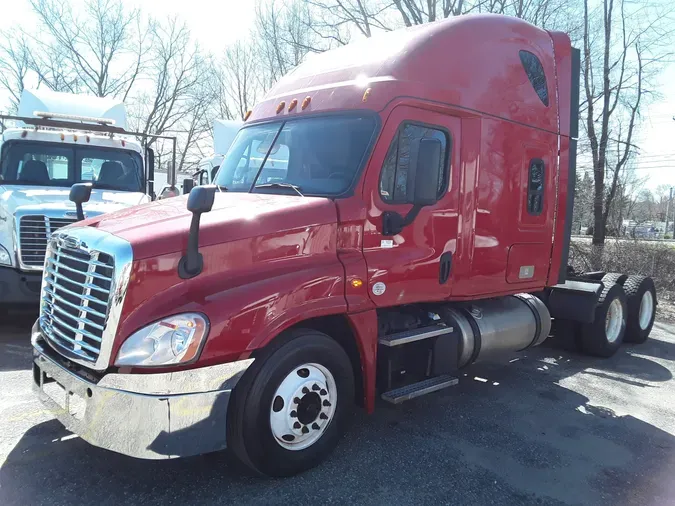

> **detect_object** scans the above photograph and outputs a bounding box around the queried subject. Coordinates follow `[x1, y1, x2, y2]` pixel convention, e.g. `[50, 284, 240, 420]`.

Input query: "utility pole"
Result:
[666, 186, 673, 238]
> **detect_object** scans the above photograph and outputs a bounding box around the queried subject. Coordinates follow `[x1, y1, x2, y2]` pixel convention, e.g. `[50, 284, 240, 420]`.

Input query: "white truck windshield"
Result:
[0, 141, 144, 192]
[214, 115, 377, 196]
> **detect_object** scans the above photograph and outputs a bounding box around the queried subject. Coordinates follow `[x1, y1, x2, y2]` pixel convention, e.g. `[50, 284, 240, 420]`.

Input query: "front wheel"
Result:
[227, 329, 354, 477]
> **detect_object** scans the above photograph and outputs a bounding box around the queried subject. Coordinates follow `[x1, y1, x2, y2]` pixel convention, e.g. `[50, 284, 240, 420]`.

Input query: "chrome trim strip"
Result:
[39, 226, 133, 370]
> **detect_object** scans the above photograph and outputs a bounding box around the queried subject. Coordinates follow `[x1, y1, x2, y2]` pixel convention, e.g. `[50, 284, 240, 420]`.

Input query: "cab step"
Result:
[378, 324, 453, 347]
[381, 374, 459, 404]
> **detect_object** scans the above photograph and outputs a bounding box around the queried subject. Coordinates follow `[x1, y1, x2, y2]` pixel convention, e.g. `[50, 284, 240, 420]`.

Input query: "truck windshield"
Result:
[0, 141, 144, 192]
[214, 115, 376, 196]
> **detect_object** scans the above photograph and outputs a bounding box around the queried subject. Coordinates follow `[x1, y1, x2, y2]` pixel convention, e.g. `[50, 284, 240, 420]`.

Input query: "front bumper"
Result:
[32, 334, 253, 459]
[0, 266, 42, 305]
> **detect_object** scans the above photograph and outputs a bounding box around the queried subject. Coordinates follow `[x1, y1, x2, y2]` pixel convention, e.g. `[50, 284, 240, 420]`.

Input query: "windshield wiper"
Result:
[254, 182, 304, 197]
[216, 184, 229, 192]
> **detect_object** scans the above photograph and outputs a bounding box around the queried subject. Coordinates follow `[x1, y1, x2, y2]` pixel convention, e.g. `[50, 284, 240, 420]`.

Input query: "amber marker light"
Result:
[244, 110, 252, 121]
[288, 98, 298, 112]
[351, 278, 364, 288]
[362, 88, 372, 103]
[301, 96, 311, 110]
[276, 101, 286, 114]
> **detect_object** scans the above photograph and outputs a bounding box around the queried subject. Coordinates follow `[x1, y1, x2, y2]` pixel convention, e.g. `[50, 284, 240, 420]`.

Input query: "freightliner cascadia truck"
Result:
[0, 89, 178, 307]
[31, 15, 657, 477]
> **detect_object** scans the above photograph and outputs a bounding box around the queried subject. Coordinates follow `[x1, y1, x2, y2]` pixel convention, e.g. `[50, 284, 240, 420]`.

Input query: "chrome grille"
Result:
[19, 215, 78, 267]
[40, 235, 114, 364]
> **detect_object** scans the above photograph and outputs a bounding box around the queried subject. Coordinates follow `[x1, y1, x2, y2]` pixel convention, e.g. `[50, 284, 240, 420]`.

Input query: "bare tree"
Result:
[28, 0, 148, 99]
[0, 31, 30, 113]
[581, 0, 672, 257]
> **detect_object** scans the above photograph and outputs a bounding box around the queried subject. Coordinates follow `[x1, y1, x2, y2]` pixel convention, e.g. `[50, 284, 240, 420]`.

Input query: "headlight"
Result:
[0, 245, 11, 266]
[115, 313, 209, 367]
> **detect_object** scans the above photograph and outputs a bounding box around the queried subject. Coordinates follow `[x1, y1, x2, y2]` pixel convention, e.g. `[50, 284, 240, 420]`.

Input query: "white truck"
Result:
[191, 119, 242, 187]
[0, 89, 177, 306]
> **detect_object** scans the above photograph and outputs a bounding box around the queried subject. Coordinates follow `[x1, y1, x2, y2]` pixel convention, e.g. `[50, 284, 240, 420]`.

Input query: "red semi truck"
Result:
[32, 14, 657, 476]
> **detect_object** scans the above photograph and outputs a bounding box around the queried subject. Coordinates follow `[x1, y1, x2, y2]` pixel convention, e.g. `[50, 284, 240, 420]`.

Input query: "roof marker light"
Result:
[244, 110, 252, 121]
[121, 140, 126, 147]
[288, 98, 298, 112]
[86, 135, 91, 143]
[302, 96, 311, 110]
[362, 88, 372, 103]
[60, 133, 65, 141]
[73, 134, 78, 142]
[276, 101, 286, 114]
[21, 130, 27, 138]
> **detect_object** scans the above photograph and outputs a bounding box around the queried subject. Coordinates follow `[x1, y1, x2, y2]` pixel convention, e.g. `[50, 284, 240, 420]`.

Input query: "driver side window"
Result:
[379, 123, 449, 204]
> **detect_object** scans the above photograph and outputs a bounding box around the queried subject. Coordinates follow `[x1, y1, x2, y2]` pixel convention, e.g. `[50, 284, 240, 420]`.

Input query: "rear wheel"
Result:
[579, 282, 627, 357]
[623, 275, 656, 344]
[602, 272, 627, 287]
[227, 329, 354, 477]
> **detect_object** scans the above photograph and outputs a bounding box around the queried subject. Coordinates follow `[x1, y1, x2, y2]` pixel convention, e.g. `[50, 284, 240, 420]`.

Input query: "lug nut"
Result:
[320, 389, 327, 396]
[301, 426, 309, 434]
[320, 413, 328, 420]
[293, 422, 301, 429]
[312, 384, 320, 391]
[312, 423, 320, 430]
[323, 400, 331, 407]
[302, 387, 309, 394]
[290, 410, 297, 418]
[293, 397, 301, 404]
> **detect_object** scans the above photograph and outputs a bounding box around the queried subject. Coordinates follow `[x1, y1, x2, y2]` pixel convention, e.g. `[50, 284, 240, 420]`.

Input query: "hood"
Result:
[0, 185, 149, 217]
[88, 192, 338, 260]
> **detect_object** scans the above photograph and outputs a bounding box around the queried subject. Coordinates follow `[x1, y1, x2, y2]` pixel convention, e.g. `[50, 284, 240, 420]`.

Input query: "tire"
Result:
[579, 282, 627, 357]
[601, 272, 627, 286]
[623, 275, 657, 344]
[227, 329, 354, 477]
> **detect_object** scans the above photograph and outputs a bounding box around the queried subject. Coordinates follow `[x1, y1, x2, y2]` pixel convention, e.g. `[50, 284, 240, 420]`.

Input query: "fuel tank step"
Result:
[381, 374, 458, 404]
[378, 324, 453, 347]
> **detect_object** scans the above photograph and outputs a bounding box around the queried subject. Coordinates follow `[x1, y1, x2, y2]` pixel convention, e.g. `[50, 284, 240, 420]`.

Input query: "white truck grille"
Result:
[19, 215, 78, 267]
[40, 234, 115, 364]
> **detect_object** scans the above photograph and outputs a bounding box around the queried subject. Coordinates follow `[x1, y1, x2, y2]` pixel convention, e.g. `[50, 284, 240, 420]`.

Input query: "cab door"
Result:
[362, 106, 461, 307]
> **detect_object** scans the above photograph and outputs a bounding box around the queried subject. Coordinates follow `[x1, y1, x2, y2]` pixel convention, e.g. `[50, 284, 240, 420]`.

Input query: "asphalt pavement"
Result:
[2, 312, 675, 506]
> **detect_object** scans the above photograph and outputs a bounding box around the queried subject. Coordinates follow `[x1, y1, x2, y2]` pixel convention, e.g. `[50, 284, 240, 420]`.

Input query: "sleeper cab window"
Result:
[519, 50, 549, 106]
[527, 158, 545, 215]
[379, 123, 449, 203]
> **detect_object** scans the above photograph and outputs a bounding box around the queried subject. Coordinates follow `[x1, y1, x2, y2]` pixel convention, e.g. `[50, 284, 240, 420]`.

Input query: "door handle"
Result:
[439, 252, 452, 284]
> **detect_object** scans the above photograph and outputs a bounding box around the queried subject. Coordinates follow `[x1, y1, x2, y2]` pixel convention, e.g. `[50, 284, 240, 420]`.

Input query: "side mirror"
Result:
[146, 147, 155, 198]
[183, 178, 195, 194]
[179, 185, 217, 279]
[412, 138, 442, 206]
[69, 182, 93, 221]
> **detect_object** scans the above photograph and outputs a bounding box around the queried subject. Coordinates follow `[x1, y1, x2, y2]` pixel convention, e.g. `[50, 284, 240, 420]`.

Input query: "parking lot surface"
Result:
[1, 313, 675, 505]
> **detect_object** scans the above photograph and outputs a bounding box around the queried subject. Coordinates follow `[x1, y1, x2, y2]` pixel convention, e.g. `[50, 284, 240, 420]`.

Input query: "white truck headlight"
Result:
[115, 313, 209, 367]
[0, 245, 11, 266]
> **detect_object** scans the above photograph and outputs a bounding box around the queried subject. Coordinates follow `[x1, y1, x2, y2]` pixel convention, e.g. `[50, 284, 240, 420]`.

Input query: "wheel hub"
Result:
[269, 363, 337, 451]
[605, 298, 624, 343]
[639, 291, 654, 330]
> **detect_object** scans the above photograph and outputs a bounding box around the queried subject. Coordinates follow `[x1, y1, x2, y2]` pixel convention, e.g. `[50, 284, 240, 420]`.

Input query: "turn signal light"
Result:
[350, 279, 363, 288]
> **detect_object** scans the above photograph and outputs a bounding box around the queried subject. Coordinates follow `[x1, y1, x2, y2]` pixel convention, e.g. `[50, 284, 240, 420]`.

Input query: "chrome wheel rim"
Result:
[639, 291, 654, 330]
[605, 298, 624, 343]
[269, 363, 337, 451]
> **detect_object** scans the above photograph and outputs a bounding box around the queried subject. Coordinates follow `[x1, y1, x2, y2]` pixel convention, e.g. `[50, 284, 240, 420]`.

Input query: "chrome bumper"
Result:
[32, 336, 253, 459]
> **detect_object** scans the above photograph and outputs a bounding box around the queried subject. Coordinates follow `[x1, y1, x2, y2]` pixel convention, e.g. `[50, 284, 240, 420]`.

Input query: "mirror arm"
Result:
[382, 206, 422, 236]
[178, 212, 204, 279]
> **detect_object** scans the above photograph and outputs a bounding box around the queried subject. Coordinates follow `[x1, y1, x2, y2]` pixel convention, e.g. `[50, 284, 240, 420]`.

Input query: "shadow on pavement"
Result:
[3, 327, 675, 506]
[0, 311, 36, 372]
